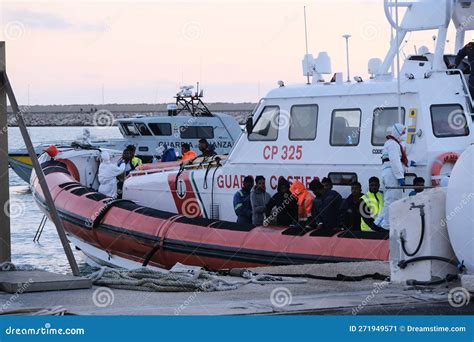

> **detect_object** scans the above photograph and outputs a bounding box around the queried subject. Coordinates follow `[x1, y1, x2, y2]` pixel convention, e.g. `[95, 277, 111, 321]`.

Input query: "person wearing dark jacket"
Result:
[198, 138, 217, 157]
[339, 182, 363, 231]
[265, 177, 298, 226]
[250, 175, 271, 226]
[309, 179, 342, 231]
[233, 176, 254, 224]
[449, 41, 474, 97]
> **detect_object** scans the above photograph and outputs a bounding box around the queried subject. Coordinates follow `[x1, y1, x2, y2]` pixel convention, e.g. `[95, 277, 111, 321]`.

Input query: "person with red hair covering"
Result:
[290, 179, 314, 223]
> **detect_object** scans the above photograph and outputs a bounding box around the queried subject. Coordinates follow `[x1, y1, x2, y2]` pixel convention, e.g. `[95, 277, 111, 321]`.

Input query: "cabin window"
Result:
[121, 123, 140, 136]
[180, 126, 214, 139]
[330, 109, 361, 146]
[135, 123, 152, 136]
[430, 104, 470, 138]
[371, 107, 406, 146]
[327, 172, 358, 185]
[289, 105, 318, 141]
[248, 106, 280, 141]
[148, 123, 172, 136]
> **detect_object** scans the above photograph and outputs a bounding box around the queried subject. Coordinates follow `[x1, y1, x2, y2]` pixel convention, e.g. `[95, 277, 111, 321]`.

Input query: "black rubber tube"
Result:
[222, 270, 389, 282]
[400, 208, 425, 257]
[406, 274, 458, 286]
[398, 255, 465, 271]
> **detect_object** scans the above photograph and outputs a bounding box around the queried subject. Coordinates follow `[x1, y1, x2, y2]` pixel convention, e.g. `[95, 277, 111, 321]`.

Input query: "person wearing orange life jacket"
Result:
[181, 143, 197, 161]
[290, 179, 314, 223]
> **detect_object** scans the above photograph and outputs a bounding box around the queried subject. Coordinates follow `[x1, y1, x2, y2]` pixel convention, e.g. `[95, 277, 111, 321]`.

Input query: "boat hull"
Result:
[31, 159, 389, 270]
[9, 154, 34, 183]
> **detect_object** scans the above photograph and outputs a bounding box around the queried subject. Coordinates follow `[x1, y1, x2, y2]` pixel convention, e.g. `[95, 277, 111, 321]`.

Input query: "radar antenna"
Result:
[174, 82, 213, 117]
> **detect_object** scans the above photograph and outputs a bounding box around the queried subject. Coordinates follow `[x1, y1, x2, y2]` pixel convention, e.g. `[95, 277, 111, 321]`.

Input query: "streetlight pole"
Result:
[343, 34, 351, 82]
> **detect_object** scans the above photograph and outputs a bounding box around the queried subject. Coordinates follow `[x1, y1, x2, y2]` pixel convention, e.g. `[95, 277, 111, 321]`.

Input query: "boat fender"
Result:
[431, 152, 459, 186]
[88, 199, 136, 229]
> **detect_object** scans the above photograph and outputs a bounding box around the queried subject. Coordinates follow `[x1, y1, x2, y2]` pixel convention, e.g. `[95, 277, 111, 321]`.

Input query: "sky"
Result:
[0, 0, 470, 105]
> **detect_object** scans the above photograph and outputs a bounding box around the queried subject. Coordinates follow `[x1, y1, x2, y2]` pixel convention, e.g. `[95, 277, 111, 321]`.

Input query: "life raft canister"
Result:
[431, 152, 459, 186]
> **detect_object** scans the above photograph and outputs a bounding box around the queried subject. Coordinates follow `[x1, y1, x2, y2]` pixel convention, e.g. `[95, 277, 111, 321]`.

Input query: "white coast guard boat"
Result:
[124, 0, 474, 222]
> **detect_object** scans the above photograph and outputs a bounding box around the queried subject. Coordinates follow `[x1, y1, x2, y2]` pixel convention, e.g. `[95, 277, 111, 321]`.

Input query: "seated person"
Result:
[117, 148, 135, 175]
[181, 143, 197, 161]
[290, 179, 314, 223]
[251, 176, 271, 226]
[321, 177, 333, 191]
[126, 145, 142, 168]
[233, 176, 254, 224]
[409, 176, 425, 197]
[339, 182, 362, 231]
[309, 179, 342, 231]
[361, 177, 385, 232]
[265, 177, 298, 226]
[198, 138, 217, 157]
[161, 144, 178, 162]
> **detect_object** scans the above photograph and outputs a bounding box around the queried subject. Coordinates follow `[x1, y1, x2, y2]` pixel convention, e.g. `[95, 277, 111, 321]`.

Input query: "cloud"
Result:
[3, 9, 108, 33]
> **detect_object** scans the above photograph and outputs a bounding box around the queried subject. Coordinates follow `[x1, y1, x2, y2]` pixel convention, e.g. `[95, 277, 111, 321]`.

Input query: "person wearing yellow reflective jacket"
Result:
[126, 145, 142, 169]
[361, 177, 385, 232]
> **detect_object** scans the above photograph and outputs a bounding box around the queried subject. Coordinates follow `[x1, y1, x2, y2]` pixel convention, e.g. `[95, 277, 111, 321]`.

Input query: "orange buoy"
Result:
[431, 152, 459, 186]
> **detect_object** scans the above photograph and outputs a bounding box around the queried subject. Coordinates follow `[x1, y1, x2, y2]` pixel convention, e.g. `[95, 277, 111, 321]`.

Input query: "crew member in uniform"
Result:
[449, 41, 474, 97]
[377, 123, 408, 229]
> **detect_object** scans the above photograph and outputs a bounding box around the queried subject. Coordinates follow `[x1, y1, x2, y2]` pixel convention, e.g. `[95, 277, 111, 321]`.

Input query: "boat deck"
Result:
[0, 261, 471, 315]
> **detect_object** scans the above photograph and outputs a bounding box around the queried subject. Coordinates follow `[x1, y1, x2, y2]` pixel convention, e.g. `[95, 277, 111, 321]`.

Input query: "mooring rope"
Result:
[87, 266, 306, 293]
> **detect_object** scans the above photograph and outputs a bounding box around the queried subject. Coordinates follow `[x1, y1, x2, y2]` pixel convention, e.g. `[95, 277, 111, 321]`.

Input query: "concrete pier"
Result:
[0, 262, 471, 315]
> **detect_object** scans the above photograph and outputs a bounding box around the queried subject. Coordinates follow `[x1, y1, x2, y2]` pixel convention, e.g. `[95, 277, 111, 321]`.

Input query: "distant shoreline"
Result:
[7, 103, 255, 127]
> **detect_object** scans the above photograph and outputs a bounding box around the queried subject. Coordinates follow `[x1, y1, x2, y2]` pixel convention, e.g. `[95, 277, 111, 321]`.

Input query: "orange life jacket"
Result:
[290, 180, 314, 220]
[182, 150, 197, 161]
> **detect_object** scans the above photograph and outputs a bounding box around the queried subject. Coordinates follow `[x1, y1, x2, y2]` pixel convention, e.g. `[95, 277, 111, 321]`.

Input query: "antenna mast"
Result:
[304, 6, 310, 85]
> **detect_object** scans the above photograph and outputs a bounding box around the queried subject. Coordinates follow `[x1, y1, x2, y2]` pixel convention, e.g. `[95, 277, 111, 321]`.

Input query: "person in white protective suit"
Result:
[98, 151, 126, 198]
[376, 123, 411, 229]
